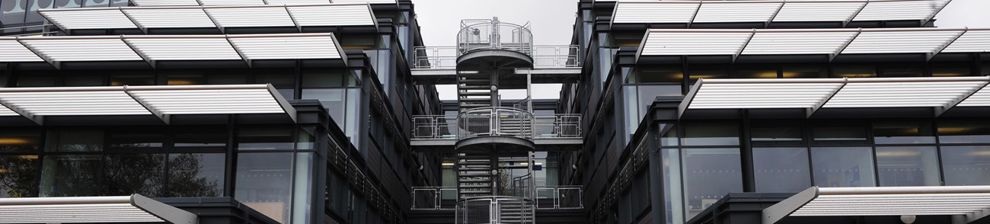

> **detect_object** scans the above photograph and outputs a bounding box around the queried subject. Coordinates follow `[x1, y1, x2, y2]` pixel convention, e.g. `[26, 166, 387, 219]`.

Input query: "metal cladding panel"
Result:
[289, 5, 376, 26]
[641, 31, 751, 55]
[823, 80, 986, 108]
[40, 9, 137, 30]
[611, 2, 697, 24]
[943, 30, 990, 53]
[20, 38, 143, 62]
[267, 0, 331, 5]
[331, 0, 397, 4]
[772, 2, 864, 22]
[127, 37, 241, 61]
[129, 88, 287, 114]
[843, 30, 962, 54]
[693, 2, 781, 23]
[124, 8, 216, 28]
[743, 31, 856, 55]
[130, 0, 200, 6]
[205, 7, 295, 28]
[229, 35, 341, 59]
[0, 89, 152, 116]
[199, 0, 266, 5]
[853, 0, 938, 21]
[0, 106, 17, 116]
[689, 82, 843, 109]
[0, 204, 163, 223]
[0, 39, 44, 62]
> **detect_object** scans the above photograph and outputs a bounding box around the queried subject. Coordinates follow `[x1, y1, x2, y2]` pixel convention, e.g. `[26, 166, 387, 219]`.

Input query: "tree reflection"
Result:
[0, 155, 39, 197]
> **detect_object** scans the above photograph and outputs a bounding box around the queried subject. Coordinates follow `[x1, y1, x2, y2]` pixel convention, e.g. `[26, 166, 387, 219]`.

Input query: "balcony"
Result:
[412, 45, 581, 70]
[410, 109, 582, 147]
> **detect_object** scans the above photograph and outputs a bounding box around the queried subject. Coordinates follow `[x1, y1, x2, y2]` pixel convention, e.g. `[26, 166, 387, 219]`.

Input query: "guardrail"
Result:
[535, 186, 584, 210]
[411, 186, 458, 210]
[412, 111, 582, 140]
[456, 196, 535, 224]
[412, 45, 581, 70]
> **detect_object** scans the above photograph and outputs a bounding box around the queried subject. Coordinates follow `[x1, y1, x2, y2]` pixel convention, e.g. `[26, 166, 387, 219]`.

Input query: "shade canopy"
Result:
[639, 28, 987, 60]
[763, 186, 990, 224]
[40, 4, 376, 33]
[129, 0, 396, 6]
[0, 33, 345, 68]
[612, 0, 949, 24]
[0, 194, 197, 224]
[0, 84, 296, 124]
[680, 76, 990, 117]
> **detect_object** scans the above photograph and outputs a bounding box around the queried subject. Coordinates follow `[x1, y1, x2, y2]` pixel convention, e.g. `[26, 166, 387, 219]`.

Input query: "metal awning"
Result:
[612, 0, 950, 25]
[680, 76, 990, 117]
[39, 4, 376, 33]
[0, 194, 197, 224]
[0, 33, 345, 68]
[639, 28, 988, 61]
[129, 0, 397, 6]
[0, 84, 296, 124]
[763, 186, 990, 224]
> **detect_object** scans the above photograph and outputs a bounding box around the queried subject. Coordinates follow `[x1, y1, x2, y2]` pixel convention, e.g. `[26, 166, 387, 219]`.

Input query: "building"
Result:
[1, 0, 990, 224]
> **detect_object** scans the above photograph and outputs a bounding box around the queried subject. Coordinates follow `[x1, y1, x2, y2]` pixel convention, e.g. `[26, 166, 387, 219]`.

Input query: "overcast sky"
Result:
[412, 0, 990, 100]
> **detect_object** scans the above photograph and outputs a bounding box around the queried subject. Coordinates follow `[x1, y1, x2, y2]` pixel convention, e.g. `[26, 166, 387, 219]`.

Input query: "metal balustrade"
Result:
[455, 196, 535, 224]
[412, 45, 581, 70]
[411, 186, 458, 210]
[457, 18, 533, 57]
[535, 186, 584, 210]
[411, 111, 582, 140]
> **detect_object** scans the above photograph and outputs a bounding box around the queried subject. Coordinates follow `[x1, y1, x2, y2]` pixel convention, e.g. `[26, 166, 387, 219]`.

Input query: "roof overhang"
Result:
[0, 84, 296, 125]
[679, 76, 990, 118]
[0, 194, 197, 224]
[637, 28, 989, 63]
[39, 4, 378, 34]
[0, 33, 346, 69]
[764, 186, 990, 224]
[611, 0, 951, 26]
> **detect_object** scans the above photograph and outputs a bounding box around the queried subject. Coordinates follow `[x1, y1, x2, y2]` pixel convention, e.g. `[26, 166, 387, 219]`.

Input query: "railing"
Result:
[459, 107, 534, 140]
[411, 186, 458, 210]
[457, 18, 533, 57]
[412, 111, 582, 140]
[412, 45, 581, 70]
[535, 186, 584, 210]
[456, 196, 535, 224]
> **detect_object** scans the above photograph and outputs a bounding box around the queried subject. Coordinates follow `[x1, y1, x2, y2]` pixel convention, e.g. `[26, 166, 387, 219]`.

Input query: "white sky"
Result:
[412, 0, 990, 100]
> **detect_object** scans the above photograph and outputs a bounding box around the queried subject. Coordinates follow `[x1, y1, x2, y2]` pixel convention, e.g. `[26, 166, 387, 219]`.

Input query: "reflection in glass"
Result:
[45, 130, 103, 152]
[682, 123, 739, 146]
[0, 129, 41, 153]
[752, 125, 802, 142]
[238, 127, 295, 150]
[876, 147, 940, 186]
[753, 148, 811, 193]
[40, 155, 103, 196]
[810, 147, 876, 187]
[873, 121, 935, 144]
[938, 120, 990, 144]
[813, 126, 867, 141]
[301, 88, 345, 123]
[0, 155, 40, 197]
[661, 149, 683, 224]
[681, 148, 741, 219]
[236, 152, 293, 223]
[941, 146, 990, 186]
[168, 153, 224, 197]
[104, 153, 165, 196]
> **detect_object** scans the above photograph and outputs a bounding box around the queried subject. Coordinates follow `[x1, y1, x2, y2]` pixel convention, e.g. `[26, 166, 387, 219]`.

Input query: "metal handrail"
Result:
[411, 112, 582, 140]
[458, 106, 534, 140]
[455, 196, 535, 224]
[412, 45, 581, 70]
[456, 18, 533, 58]
[535, 185, 584, 210]
[411, 186, 458, 210]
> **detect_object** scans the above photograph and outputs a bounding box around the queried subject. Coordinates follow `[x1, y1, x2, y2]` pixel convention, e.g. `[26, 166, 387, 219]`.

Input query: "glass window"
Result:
[873, 121, 935, 144]
[255, 69, 295, 99]
[82, 0, 110, 7]
[782, 65, 826, 78]
[941, 146, 990, 186]
[938, 120, 990, 144]
[0, 155, 40, 197]
[0, 129, 41, 153]
[661, 149, 683, 224]
[732, 67, 777, 79]
[810, 147, 876, 187]
[682, 123, 739, 146]
[832, 65, 876, 78]
[753, 148, 811, 193]
[54, 0, 84, 9]
[688, 66, 728, 84]
[45, 130, 104, 152]
[166, 74, 205, 85]
[104, 153, 165, 196]
[932, 64, 971, 77]
[237, 127, 295, 151]
[110, 74, 154, 86]
[879, 66, 924, 77]
[64, 75, 105, 86]
[17, 75, 57, 87]
[302, 69, 346, 88]
[236, 152, 293, 223]
[301, 88, 345, 122]
[638, 85, 682, 104]
[167, 153, 225, 197]
[40, 155, 103, 196]
[681, 148, 742, 219]
[174, 127, 227, 151]
[2, 1, 28, 29]
[813, 126, 867, 141]
[660, 124, 678, 147]
[25, 0, 55, 25]
[875, 146, 940, 186]
[292, 152, 313, 224]
[629, 67, 682, 84]
[107, 130, 164, 150]
[751, 124, 803, 143]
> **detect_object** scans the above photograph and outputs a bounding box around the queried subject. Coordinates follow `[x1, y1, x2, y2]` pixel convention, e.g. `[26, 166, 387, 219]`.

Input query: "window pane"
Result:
[782, 65, 826, 78]
[938, 120, 990, 144]
[238, 127, 295, 151]
[682, 123, 739, 146]
[64, 75, 105, 86]
[174, 127, 227, 151]
[301, 89, 345, 123]
[302, 69, 345, 88]
[879, 66, 924, 77]
[688, 67, 728, 83]
[236, 152, 293, 223]
[167, 153, 225, 197]
[732, 67, 777, 79]
[810, 147, 876, 187]
[0, 129, 41, 153]
[832, 65, 876, 78]
[639, 85, 682, 108]
[752, 124, 802, 142]
[2, 1, 28, 30]
[813, 126, 867, 141]
[941, 146, 990, 186]
[40, 155, 103, 196]
[104, 153, 165, 196]
[876, 147, 940, 186]
[932, 65, 971, 77]
[681, 148, 741, 219]
[45, 130, 103, 152]
[107, 130, 164, 150]
[629, 67, 682, 84]
[873, 121, 935, 144]
[0, 155, 40, 197]
[255, 70, 295, 99]
[110, 74, 154, 86]
[753, 148, 811, 193]
[662, 149, 683, 224]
